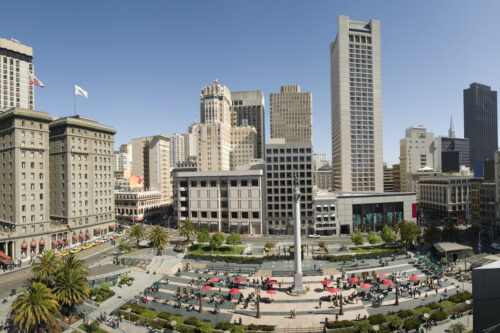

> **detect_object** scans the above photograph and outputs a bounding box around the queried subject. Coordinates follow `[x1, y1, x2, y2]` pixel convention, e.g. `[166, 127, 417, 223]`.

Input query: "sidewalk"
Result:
[431, 314, 472, 333]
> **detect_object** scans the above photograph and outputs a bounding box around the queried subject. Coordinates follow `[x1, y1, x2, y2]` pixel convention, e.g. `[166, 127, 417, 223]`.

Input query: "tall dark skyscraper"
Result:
[464, 83, 498, 165]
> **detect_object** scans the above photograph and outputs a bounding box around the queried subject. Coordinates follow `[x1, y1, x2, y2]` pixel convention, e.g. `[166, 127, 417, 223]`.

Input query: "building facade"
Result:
[183, 122, 199, 162]
[49, 116, 117, 248]
[169, 133, 185, 167]
[464, 83, 498, 165]
[114, 190, 163, 225]
[432, 136, 470, 170]
[313, 190, 416, 236]
[173, 169, 264, 234]
[392, 164, 401, 192]
[230, 125, 257, 170]
[330, 16, 383, 192]
[316, 165, 334, 190]
[265, 139, 314, 235]
[231, 91, 265, 159]
[114, 144, 131, 172]
[0, 38, 34, 110]
[400, 126, 435, 192]
[270, 85, 312, 144]
[418, 174, 473, 223]
[383, 164, 394, 192]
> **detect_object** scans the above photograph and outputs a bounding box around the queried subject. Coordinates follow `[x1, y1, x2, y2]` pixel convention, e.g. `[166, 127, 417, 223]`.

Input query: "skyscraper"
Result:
[182, 122, 199, 162]
[330, 16, 383, 192]
[0, 38, 35, 110]
[198, 80, 232, 171]
[231, 91, 265, 159]
[464, 83, 498, 165]
[169, 133, 185, 166]
[270, 85, 312, 144]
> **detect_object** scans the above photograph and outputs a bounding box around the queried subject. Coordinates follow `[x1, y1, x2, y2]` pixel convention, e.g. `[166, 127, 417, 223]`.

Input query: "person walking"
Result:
[319, 300, 322, 308]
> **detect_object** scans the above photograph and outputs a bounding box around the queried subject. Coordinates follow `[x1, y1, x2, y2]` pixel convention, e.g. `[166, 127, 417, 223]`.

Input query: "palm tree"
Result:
[31, 250, 60, 286]
[395, 220, 420, 250]
[53, 255, 89, 313]
[129, 223, 145, 247]
[11, 281, 60, 332]
[179, 219, 197, 244]
[149, 225, 168, 255]
[442, 221, 460, 242]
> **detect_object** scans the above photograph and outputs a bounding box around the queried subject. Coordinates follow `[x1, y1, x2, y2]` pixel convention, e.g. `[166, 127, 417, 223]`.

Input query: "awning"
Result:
[72, 235, 78, 239]
[0, 251, 11, 261]
[21, 242, 28, 249]
[79, 234, 84, 239]
[94, 228, 102, 232]
[51, 241, 58, 246]
[57, 240, 64, 245]
[85, 233, 91, 238]
[109, 224, 116, 229]
[63, 239, 68, 243]
[30, 241, 37, 247]
[0, 257, 12, 264]
[39, 239, 45, 246]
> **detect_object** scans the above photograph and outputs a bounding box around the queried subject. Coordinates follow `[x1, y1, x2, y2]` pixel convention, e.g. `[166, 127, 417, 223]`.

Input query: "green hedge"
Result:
[186, 254, 276, 263]
[316, 249, 404, 261]
[397, 309, 415, 319]
[368, 314, 386, 325]
[385, 314, 403, 330]
[438, 300, 456, 309]
[448, 291, 472, 304]
[325, 320, 354, 329]
[430, 310, 448, 321]
[403, 318, 422, 331]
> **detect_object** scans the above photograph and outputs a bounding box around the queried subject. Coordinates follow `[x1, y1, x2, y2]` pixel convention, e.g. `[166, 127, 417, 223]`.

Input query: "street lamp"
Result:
[423, 313, 429, 331]
[395, 278, 399, 306]
[373, 325, 379, 332]
[126, 308, 132, 323]
[465, 300, 471, 327]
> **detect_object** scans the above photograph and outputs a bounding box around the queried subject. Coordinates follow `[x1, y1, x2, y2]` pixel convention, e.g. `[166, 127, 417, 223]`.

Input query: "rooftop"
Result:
[475, 259, 500, 270]
[433, 242, 472, 253]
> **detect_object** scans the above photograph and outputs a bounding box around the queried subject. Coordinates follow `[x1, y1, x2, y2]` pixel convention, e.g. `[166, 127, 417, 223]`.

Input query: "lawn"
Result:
[188, 244, 244, 255]
[349, 244, 403, 254]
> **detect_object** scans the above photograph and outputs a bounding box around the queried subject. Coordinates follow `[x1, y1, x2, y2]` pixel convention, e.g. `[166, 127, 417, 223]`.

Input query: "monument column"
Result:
[292, 176, 305, 293]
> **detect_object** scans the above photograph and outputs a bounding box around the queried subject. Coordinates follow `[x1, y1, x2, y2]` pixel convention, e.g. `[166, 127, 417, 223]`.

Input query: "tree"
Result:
[85, 320, 102, 333]
[395, 220, 420, 250]
[53, 255, 89, 313]
[448, 323, 466, 333]
[149, 225, 169, 255]
[442, 221, 460, 242]
[351, 233, 364, 246]
[209, 232, 225, 249]
[226, 232, 241, 246]
[367, 232, 382, 245]
[197, 228, 210, 243]
[265, 242, 275, 249]
[380, 225, 396, 244]
[129, 224, 145, 247]
[118, 241, 131, 252]
[179, 219, 197, 244]
[11, 281, 60, 333]
[31, 250, 60, 286]
[424, 224, 442, 244]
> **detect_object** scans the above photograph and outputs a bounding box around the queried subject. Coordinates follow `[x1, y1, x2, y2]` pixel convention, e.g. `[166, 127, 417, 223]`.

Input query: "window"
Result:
[231, 212, 238, 218]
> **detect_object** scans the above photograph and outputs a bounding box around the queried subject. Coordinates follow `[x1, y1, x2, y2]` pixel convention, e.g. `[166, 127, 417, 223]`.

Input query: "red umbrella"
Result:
[409, 275, 420, 281]
[328, 287, 339, 293]
[268, 280, 277, 284]
[209, 277, 219, 282]
[321, 280, 331, 286]
[382, 280, 393, 286]
[266, 290, 277, 295]
[229, 288, 240, 295]
[234, 278, 245, 283]
[378, 274, 388, 278]
[348, 277, 359, 283]
[202, 285, 212, 290]
[360, 283, 371, 289]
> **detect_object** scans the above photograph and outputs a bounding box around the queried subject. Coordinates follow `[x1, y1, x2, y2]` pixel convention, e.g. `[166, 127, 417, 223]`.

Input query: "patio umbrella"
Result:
[153, 282, 161, 287]
[234, 278, 245, 283]
[378, 274, 388, 278]
[321, 280, 331, 286]
[229, 288, 240, 295]
[209, 277, 219, 282]
[359, 283, 371, 289]
[268, 280, 277, 284]
[146, 296, 154, 301]
[202, 285, 212, 290]
[266, 290, 277, 295]
[409, 275, 419, 281]
[328, 287, 339, 293]
[348, 277, 359, 283]
[382, 280, 393, 286]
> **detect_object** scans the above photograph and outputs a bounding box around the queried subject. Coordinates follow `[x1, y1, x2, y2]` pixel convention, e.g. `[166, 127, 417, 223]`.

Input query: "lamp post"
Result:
[256, 295, 261, 318]
[395, 278, 399, 306]
[373, 325, 379, 332]
[126, 308, 131, 323]
[199, 292, 203, 313]
[423, 313, 429, 331]
[339, 293, 344, 315]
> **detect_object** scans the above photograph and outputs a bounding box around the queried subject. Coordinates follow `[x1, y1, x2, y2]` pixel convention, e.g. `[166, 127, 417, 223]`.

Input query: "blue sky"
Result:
[2, 0, 500, 164]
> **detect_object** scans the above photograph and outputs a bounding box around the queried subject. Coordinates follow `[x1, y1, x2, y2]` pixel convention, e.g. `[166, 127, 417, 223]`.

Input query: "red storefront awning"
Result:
[57, 240, 64, 245]
[30, 241, 37, 247]
[39, 239, 45, 246]
[21, 242, 28, 249]
[72, 235, 78, 239]
[79, 234, 84, 239]
[94, 228, 102, 232]
[109, 224, 116, 229]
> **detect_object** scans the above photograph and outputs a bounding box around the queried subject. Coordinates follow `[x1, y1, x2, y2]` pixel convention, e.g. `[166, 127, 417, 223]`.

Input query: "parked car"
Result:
[491, 242, 500, 251]
[70, 248, 81, 254]
[59, 251, 69, 257]
[308, 234, 320, 238]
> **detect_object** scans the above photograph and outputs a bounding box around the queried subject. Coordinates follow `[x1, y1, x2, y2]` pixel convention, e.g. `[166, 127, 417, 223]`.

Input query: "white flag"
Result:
[74, 85, 88, 98]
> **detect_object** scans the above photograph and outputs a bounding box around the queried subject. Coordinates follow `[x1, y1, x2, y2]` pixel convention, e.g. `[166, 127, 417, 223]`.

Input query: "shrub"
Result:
[439, 300, 456, 309]
[431, 310, 448, 322]
[353, 319, 371, 332]
[158, 312, 172, 320]
[428, 301, 440, 310]
[368, 313, 386, 325]
[326, 320, 355, 329]
[377, 326, 392, 333]
[351, 233, 364, 245]
[318, 241, 326, 249]
[151, 320, 168, 330]
[367, 232, 382, 244]
[449, 291, 472, 304]
[414, 306, 431, 315]
[265, 242, 275, 249]
[215, 323, 232, 330]
[184, 317, 199, 326]
[403, 318, 422, 331]
[138, 308, 158, 319]
[329, 330, 356, 333]
[386, 314, 403, 330]
[195, 321, 213, 333]
[177, 327, 195, 333]
[397, 309, 415, 318]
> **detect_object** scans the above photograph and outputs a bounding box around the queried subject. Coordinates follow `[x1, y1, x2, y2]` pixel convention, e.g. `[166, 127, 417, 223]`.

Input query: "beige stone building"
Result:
[129, 135, 172, 205]
[230, 125, 257, 170]
[198, 80, 232, 171]
[0, 108, 51, 261]
[270, 85, 312, 144]
[330, 16, 383, 192]
[0, 38, 35, 110]
[49, 116, 117, 247]
[182, 122, 199, 162]
[115, 190, 164, 225]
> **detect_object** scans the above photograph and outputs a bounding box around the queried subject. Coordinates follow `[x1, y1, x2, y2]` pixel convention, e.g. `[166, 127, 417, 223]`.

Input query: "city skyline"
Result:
[2, 1, 500, 165]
